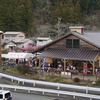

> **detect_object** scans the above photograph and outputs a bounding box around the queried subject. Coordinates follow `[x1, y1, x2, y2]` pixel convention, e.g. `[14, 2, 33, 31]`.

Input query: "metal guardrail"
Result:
[0, 73, 100, 94]
[0, 84, 100, 100]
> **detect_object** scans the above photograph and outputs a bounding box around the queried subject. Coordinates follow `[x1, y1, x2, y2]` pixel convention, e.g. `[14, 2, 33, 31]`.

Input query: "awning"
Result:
[1, 54, 7, 58]
[5, 52, 33, 59]
[40, 48, 100, 61]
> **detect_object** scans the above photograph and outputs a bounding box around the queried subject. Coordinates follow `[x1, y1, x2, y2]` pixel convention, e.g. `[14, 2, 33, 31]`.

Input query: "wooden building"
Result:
[33, 26, 100, 75]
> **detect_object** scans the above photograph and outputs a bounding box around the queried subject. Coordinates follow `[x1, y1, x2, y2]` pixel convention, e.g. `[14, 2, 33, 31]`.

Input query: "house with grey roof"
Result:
[36, 37, 52, 46]
[2, 32, 34, 50]
[32, 26, 100, 75]
[3, 32, 25, 41]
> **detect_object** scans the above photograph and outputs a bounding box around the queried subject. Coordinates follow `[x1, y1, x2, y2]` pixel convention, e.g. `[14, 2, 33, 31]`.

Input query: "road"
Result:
[11, 92, 90, 100]
[12, 92, 57, 100]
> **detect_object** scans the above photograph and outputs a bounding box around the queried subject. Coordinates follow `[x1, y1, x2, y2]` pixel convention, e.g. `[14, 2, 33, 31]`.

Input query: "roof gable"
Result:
[6, 41, 16, 45]
[32, 30, 100, 53]
[3, 32, 25, 35]
[71, 31, 100, 48]
[36, 37, 52, 40]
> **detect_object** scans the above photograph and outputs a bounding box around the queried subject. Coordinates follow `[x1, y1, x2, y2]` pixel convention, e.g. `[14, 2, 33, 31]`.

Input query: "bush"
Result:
[2, 67, 8, 71]
[2, 49, 8, 54]
[73, 77, 80, 83]
[92, 81, 99, 86]
[96, 77, 100, 84]
[17, 65, 29, 74]
[54, 77, 62, 82]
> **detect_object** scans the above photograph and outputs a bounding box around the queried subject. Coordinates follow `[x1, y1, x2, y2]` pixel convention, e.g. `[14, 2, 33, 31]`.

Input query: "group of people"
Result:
[57, 64, 76, 71]
[66, 65, 76, 71]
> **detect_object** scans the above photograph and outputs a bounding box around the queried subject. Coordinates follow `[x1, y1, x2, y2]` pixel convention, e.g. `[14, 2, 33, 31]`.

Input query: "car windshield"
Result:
[0, 94, 3, 99]
[5, 92, 11, 98]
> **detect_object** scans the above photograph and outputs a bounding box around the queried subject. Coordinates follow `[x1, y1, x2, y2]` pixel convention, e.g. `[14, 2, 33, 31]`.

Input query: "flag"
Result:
[41, 58, 46, 70]
[28, 57, 31, 67]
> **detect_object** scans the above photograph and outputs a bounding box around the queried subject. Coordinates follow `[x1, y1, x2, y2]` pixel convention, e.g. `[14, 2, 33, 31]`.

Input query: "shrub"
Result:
[73, 77, 80, 83]
[2, 49, 8, 54]
[25, 73, 36, 77]
[17, 65, 29, 74]
[96, 77, 100, 84]
[91, 81, 99, 86]
[2, 67, 8, 71]
[54, 77, 62, 82]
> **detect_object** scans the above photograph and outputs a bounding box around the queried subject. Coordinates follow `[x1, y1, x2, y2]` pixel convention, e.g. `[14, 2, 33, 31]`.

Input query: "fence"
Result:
[30, 67, 98, 82]
[0, 73, 100, 94]
[0, 84, 100, 100]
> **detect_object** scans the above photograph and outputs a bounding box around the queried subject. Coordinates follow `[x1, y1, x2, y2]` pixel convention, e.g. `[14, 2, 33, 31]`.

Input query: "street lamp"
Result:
[0, 31, 3, 65]
[57, 17, 61, 38]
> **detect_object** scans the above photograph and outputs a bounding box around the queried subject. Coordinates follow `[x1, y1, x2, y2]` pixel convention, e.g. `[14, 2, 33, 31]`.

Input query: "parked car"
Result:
[0, 90, 13, 100]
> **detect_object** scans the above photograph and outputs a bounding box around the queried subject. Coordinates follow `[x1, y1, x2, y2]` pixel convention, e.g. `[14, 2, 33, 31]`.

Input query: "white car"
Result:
[0, 90, 13, 100]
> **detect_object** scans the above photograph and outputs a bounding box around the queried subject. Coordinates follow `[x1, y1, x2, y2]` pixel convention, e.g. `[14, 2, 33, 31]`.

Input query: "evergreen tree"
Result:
[67, 0, 75, 23]
[0, 0, 19, 31]
[74, 0, 82, 23]
[0, 0, 34, 36]
[13, 0, 34, 36]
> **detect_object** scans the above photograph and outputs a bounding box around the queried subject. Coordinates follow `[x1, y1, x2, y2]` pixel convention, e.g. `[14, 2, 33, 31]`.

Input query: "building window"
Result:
[73, 39, 79, 48]
[66, 39, 72, 48]
[39, 40, 43, 42]
[66, 39, 79, 48]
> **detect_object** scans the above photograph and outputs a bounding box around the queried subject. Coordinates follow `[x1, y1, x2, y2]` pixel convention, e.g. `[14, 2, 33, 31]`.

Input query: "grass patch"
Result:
[2, 67, 9, 71]
[25, 74, 36, 77]
[54, 77, 62, 82]
[2, 66, 100, 86]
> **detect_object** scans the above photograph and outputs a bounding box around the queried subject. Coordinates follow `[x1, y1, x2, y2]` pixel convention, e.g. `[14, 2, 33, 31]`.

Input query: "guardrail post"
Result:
[73, 95, 75, 99]
[11, 78, 13, 82]
[14, 88, 16, 91]
[57, 85, 60, 89]
[18, 81, 20, 84]
[2, 87, 3, 89]
[33, 83, 35, 86]
[28, 90, 30, 93]
[58, 93, 59, 96]
[43, 91, 44, 94]
[22, 81, 24, 85]
[90, 98, 92, 100]
[0, 76, 2, 78]
[86, 85, 88, 94]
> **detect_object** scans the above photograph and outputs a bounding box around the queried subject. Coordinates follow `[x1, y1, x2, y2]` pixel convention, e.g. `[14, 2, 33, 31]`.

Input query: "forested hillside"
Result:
[0, 0, 100, 37]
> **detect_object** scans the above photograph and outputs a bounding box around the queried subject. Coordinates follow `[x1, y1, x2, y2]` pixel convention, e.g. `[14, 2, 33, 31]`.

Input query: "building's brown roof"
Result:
[32, 30, 100, 54]
[40, 48, 100, 61]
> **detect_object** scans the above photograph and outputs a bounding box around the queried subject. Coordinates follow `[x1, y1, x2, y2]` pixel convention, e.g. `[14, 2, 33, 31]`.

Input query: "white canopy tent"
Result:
[1, 54, 7, 58]
[5, 52, 33, 59]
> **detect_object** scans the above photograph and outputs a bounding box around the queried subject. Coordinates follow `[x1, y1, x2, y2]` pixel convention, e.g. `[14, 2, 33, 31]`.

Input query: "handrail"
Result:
[0, 84, 100, 100]
[0, 73, 100, 94]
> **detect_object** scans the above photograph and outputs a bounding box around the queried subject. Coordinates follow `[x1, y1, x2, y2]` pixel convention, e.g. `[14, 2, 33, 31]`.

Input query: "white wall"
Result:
[36, 38, 52, 46]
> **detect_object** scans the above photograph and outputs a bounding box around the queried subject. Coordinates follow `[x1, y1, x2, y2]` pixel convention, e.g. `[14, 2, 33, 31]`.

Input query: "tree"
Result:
[74, 0, 82, 23]
[13, 0, 34, 36]
[0, 0, 34, 36]
[0, 0, 19, 31]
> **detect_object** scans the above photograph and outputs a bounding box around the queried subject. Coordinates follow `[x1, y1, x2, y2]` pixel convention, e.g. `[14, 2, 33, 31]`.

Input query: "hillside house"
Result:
[36, 37, 52, 46]
[3, 32, 25, 40]
[33, 26, 100, 75]
[2, 32, 34, 50]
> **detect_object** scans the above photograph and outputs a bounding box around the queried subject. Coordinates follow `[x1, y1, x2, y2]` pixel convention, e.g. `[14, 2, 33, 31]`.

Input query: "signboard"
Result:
[83, 62, 88, 74]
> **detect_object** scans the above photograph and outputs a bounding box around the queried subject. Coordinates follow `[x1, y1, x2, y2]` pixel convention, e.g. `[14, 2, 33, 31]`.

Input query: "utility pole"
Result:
[0, 31, 3, 65]
[57, 17, 61, 38]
